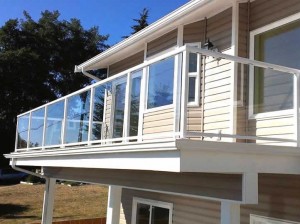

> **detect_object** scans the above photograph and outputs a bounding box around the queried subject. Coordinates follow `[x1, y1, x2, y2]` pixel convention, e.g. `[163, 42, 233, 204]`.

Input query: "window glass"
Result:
[130, 71, 142, 136]
[17, 114, 30, 149]
[65, 90, 91, 143]
[29, 108, 45, 148]
[254, 19, 300, 113]
[151, 206, 169, 224]
[147, 56, 174, 109]
[188, 77, 196, 103]
[189, 53, 198, 73]
[136, 203, 150, 224]
[113, 80, 126, 138]
[45, 101, 64, 146]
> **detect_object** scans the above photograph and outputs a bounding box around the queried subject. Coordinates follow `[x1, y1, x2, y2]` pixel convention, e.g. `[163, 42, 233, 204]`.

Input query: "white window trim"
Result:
[186, 42, 201, 107]
[249, 12, 300, 119]
[131, 197, 173, 224]
[144, 54, 176, 113]
[250, 214, 300, 224]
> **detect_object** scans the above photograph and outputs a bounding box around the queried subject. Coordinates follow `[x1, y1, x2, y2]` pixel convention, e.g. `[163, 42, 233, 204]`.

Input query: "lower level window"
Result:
[132, 198, 173, 224]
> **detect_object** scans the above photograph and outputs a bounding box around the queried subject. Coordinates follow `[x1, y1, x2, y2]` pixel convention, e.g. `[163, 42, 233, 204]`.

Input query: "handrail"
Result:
[15, 45, 300, 152]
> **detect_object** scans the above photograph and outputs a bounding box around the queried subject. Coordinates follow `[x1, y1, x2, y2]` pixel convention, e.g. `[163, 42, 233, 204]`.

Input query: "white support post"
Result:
[41, 178, 56, 224]
[221, 202, 240, 224]
[106, 185, 122, 224]
[242, 172, 258, 204]
[229, 0, 239, 140]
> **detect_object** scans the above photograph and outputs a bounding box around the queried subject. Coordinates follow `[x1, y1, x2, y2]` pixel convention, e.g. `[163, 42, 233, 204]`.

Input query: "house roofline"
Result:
[74, 0, 214, 72]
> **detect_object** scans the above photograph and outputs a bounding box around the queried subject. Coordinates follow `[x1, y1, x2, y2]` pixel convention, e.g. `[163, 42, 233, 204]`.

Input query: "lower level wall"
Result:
[120, 188, 221, 224]
[119, 174, 300, 224]
[241, 174, 300, 224]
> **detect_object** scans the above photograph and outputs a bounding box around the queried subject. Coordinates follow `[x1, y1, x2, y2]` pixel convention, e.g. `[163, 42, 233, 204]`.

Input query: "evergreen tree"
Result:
[123, 8, 149, 38]
[0, 10, 109, 167]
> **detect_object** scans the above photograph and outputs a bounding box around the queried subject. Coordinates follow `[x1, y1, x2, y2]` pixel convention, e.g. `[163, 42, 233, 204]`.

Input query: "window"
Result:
[147, 56, 175, 109]
[250, 214, 297, 224]
[132, 198, 173, 224]
[188, 52, 200, 106]
[251, 16, 300, 114]
[187, 43, 201, 106]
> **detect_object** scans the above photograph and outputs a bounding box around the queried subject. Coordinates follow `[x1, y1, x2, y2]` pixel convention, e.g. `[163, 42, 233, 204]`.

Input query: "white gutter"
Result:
[11, 158, 45, 179]
[74, 66, 101, 81]
[74, 0, 212, 72]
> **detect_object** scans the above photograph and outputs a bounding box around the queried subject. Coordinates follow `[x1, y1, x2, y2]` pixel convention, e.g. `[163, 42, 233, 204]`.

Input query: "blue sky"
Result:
[0, 0, 188, 45]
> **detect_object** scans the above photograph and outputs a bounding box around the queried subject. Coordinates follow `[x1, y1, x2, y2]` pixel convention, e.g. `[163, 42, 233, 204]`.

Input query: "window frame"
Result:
[187, 42, 201, 107]
[144, 55, 176, 113]
[131, 197, 173, 224]
[249, 12, 300, 119]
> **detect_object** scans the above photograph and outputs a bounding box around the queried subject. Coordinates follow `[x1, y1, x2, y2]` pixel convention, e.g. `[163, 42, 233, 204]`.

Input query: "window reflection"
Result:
[130, 71, 142, 137]
[147, 56, 174, 109]
[45, 101, 64, 146]
[17, 114, 30, 149]
[113, 80, 126, 138]
[65, 91, 91, 143]
[29, 108, 45, 148]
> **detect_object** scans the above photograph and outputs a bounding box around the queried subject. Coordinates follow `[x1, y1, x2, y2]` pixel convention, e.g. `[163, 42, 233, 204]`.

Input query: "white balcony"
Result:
[6, 45, 300, 174]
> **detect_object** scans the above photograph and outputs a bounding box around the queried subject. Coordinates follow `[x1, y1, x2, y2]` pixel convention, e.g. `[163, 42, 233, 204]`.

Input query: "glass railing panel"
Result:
[112, 77, 127, 138]
[29, 108, 45, 148]
[92, 83, 111, 141]
[65, 90, 91, 144]
[44, 100, 64, 146]
[129, 70, 142, 137]
[16, 113, 30, 149]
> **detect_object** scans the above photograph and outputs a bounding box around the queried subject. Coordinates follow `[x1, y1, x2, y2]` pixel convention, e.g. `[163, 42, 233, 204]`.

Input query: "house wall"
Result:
[120, 188, 221, 224]
[119, 174, 300, 224]
[143, 108, 174, 135]
[237, 0, 300, 145]
[44, 167, 242, 201]
[240, 174, 300, 224]
[109, 51, 144, 76]
[146, 29, 177, 58]
[183, 8, 232, 138]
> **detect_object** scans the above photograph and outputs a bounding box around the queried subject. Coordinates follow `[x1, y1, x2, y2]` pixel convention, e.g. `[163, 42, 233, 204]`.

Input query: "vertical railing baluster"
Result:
[180, 47, 189, 138]
[123, 73, 132, 142]
[27, 112, 32, 150]
[42, 106, 48, 150]
[138, 67, 147, 142]
[61, 98, 68, 147]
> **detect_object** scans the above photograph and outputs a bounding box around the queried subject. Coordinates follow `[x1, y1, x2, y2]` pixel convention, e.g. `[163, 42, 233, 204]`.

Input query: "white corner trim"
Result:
[242, 172, 258, 204]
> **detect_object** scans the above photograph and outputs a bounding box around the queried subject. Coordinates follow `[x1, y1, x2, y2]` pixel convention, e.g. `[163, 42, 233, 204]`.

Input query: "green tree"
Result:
[123, 8, 149, 38]
[0, 10, 109, 167]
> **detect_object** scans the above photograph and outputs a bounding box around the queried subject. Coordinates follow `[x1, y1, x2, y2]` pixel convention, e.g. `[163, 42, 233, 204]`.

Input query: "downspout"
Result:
[74, 65, 101, 81]
[11, 158, 45, 179]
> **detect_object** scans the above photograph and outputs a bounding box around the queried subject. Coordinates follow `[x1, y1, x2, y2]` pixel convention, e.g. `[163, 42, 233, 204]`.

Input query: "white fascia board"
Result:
[9, 150, 181, 172]
[74, 0, 233, 72]
[177, 139, 300, 174]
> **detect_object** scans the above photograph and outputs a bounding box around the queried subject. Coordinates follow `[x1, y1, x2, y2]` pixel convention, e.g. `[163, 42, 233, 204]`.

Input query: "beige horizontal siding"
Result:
[250, 0, 300, 31]
[109, 51, 144, 76]
[147, 29, 177, 57]
[121, 188, 221, 224]
[183, 8, 232, 52]
[187, 107, 202, 132]
[202, 56, 231, 137]
[143, 108, 174, 135]
[241, 174, 300, 224]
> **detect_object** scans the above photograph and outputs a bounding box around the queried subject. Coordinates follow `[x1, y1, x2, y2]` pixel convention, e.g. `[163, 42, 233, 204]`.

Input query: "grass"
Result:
[0, 183, 108, 224]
